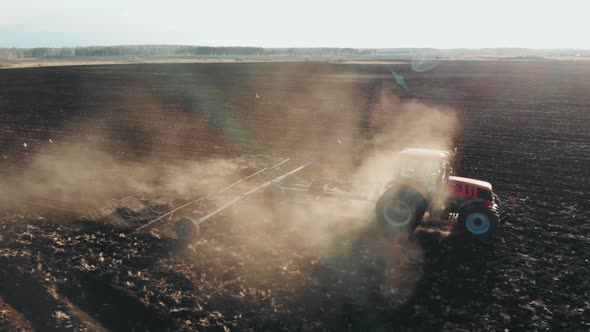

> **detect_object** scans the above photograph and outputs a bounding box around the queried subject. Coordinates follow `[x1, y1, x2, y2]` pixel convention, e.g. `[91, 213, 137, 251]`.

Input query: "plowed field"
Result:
[0, 61, 589, 331]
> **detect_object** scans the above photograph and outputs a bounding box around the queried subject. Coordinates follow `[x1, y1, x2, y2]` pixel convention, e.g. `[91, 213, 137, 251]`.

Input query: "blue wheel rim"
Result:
[465, 213, 491, 235]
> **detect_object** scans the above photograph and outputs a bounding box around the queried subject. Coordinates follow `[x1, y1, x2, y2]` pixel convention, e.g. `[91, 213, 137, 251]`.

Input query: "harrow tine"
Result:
[218, 158, 290, 195]
[193, 161, 313, 226]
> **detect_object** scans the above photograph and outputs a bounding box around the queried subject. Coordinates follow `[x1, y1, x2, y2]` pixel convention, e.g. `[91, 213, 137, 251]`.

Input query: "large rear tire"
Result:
[375, 188, 426, 233]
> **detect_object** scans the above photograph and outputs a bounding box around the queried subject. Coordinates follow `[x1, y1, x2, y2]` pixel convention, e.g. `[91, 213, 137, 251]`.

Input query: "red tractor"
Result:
[375, 148, 501, 238]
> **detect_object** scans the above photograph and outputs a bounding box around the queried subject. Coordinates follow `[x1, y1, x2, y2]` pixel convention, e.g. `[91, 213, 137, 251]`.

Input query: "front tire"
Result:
[457, 204, 499, 239]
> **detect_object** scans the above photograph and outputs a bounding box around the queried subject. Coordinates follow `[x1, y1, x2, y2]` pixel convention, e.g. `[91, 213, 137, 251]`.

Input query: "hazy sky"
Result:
[1, 0, 588, 48]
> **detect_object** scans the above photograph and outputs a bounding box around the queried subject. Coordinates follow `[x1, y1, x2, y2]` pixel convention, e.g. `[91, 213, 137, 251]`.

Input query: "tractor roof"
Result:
[399, 148, 450, 159]
[449, 176, 492, 190]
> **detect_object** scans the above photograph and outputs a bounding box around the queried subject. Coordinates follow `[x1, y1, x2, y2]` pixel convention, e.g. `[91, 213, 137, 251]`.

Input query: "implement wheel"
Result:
[175, 217, 199, 243]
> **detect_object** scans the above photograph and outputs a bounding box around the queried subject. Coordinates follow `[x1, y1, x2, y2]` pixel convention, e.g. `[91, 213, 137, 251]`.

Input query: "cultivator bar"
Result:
[127, 156, 348, 239]
[190, 161, 313, 227]
[276, 182, 373, 202]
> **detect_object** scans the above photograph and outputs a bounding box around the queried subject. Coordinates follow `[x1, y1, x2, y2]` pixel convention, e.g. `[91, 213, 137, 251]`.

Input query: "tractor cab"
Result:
[397, 148, 452, 196]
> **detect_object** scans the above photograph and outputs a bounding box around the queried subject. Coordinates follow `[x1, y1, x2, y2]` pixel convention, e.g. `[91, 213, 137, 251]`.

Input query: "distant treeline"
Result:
[3, 45, 586, 61]
[0, 45, 375, 59]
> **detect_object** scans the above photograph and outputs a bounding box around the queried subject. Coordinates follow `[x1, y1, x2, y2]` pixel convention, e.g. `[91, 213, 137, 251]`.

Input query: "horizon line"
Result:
[2, 44, 590, 51]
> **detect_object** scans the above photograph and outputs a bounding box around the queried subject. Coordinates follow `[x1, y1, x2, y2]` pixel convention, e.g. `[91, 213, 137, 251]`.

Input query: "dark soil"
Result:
[0, 61, 589, 331]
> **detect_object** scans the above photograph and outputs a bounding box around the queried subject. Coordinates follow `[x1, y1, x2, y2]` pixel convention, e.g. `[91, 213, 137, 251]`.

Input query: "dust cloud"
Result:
[0, 141, 242, 213]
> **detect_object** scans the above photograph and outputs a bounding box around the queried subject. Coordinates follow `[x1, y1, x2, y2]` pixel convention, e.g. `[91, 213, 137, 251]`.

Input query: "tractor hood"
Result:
[449, 176, 492, 190]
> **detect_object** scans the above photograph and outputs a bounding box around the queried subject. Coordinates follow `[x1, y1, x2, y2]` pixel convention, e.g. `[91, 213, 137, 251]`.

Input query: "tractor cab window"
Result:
[399, 158, 445, 186]
[399, 159, 418, 178]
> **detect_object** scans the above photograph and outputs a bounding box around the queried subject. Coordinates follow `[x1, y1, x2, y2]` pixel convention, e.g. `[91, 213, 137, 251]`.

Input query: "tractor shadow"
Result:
[387, 227, 499, 331]
[287, 223, 499, 331]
